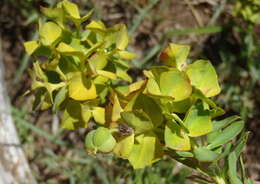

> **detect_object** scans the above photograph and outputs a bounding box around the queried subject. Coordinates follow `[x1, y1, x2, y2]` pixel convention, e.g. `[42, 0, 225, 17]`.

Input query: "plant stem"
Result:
[213, 176, 227, 184]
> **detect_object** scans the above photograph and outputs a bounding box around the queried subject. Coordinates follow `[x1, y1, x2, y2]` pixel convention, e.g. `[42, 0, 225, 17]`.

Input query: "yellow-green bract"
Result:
[24, 0, 246, 174]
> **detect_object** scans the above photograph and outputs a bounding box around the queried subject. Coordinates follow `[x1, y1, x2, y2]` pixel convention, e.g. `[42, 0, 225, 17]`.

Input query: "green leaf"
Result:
[228, 152, 243, 184]
[89, 53, 108, 70]
[81, 104, 92, 123]
[165, 120, 191, 151]
[193, 147, 219, 162]
[52, 86, 67, 112]
[121, 110, 154, 134]
[115, 64, 132, 82]
[40, 7, 64, 27]
[61, 0, 80, 19]
[68, 72, 97, 101]
[129, 94, 164, 127]
[212, 116, 241, 131]
[39, 21, 62, 46]
[207, 120, 244, 149]
[56, 42, 84, 59]
[186, 60, 221, 97]
[111, 94, 123, 122]
[128, 132, 163, 169]
[159, 43, 190, 70]
[113, 134, 134, 159]
[146, 78, 162, 96]
[24, 41, 40, 56]
[164, 98, 192, 113]
[96, 70, 117, 80]
[118, 50, 136, 60]
[233, 131, 249, 157]
[86, 20, 106, 32]
[61, 100, 84, 130]
[159, 70, 192, 101]
[184, 102, 212, 137]
[116, 24, 128, 50]
[92, 107, 105, 125]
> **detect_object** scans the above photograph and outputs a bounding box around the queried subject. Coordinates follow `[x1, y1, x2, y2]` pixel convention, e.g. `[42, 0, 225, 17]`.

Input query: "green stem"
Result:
[212, 176, 227, 184]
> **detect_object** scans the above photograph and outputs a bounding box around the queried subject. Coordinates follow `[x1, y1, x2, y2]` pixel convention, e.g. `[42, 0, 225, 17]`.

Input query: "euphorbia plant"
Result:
[24, 1, 253, 183]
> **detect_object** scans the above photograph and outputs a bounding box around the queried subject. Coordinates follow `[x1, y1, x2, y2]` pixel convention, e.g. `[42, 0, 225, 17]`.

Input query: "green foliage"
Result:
[24, 1, 251, 183]
[233, 0, 260, 24]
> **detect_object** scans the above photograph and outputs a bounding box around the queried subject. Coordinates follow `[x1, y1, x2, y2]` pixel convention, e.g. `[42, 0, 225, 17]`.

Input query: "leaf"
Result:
[52, 86, 67, 112]
[116, 24, 128, 50]
[234, 132, 249, 157]
[89, 53, 108, 70]
[184, 102, 212, 137]
[112, 94, 123, 122]
[146, 78, 162, 96]
[68, 72, 97, 101]
[207, 120, 244, 149]
[40, 7, 64, 27]
[39, 21, 62, 46]
[24, 41, 40, 55]
[115, 64, 132, 82]
[113, 134, 134, 159]
[61, 0, 80, 19]
[118, 50, 136, 60]
[212, 115, 241, 131]
[93, 127, 116, 152]
[86, 20, 106, 32]
[81, 104, 92, 123]
[128, 132, 163, 169]
[92, 107, 105, 125]
[96, 70, 117, 80]
[193, 147, 219, 162]
[61, 100, 84, 130]
[165, 98, 192, 113]
[159, 43, 190, 70]
[159, 70, 192, 101]
[131, 94, 164, 127]
[165, 120, 191, 151]
[186, 60, 221, 97]
[121, 110, 154, 134]
[228, 152, 243, 184]
[56, 42, 84, 58]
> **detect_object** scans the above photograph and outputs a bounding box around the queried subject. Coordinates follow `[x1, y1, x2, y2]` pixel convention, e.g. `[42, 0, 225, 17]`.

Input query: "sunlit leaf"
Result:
[186, 60, 221, 97]
[165, 120, 191, 151]
[24, 41, 40, 56]
[159, 70, 192, 101]
[160, 43, 190, 70]
[61, 0, 80, 19]
[89, 53, 108, 70]
[128, 132, 163, 169]
[92, 107, 105, 125]
[86, 20, 106, 32]
[121, 110, 154, 134]
[113, 134, 134, 159]
[39, 21, 62, 46]
[61, 100, 84, 130]
[184, 102, 212, 137]
[118, 50, 136, 60]
[68, 72, 97, 101]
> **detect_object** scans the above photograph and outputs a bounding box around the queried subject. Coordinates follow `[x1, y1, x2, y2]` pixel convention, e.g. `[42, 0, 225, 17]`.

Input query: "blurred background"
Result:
[0, 0, 259, 183]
